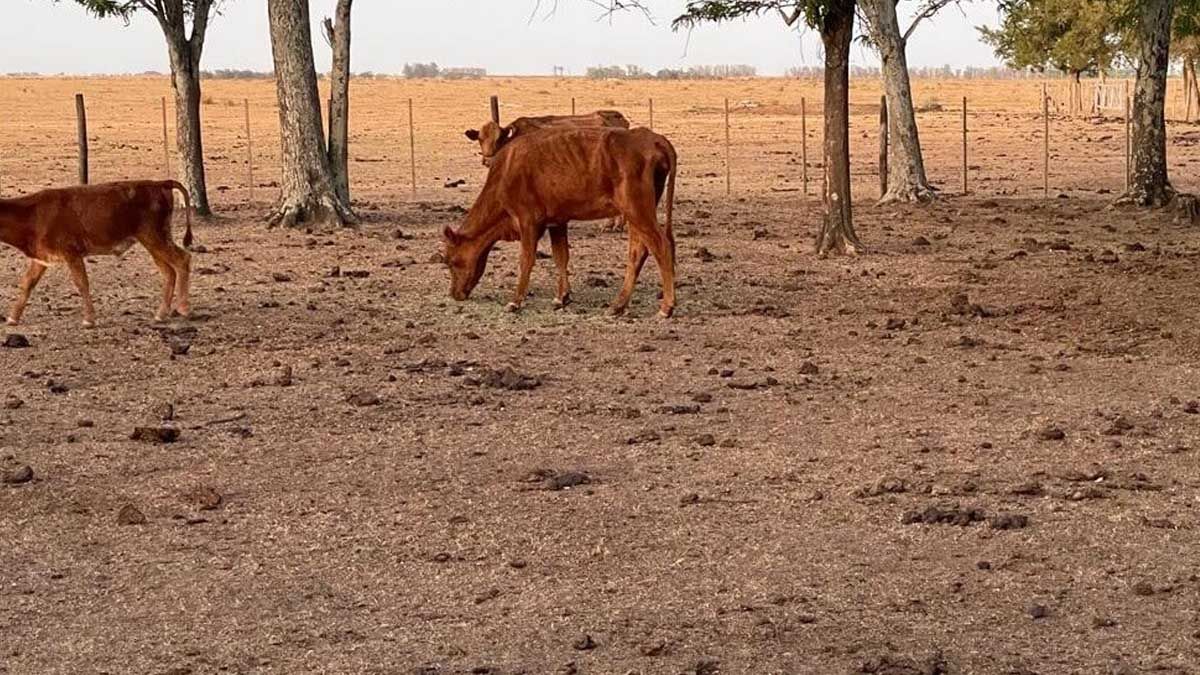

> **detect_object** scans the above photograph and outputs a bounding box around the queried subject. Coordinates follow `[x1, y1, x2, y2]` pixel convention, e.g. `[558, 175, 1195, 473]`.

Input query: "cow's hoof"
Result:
[609, 305, 626, 317]
[505, 302, 521, 313]
[154, 313, 168, 323]
[658, 307, 675, 319]
[5, 317, 19, 326]
[82, 320, 96, 329]
[553, 295, 571, 310]
[175, 307, 191, 319]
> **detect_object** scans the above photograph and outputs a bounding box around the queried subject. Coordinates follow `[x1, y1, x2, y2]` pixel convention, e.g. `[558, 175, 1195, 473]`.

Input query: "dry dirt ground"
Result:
[2, 77, 1200, 674]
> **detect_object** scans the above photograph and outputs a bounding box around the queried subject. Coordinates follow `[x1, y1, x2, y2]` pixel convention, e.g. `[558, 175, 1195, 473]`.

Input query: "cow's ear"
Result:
[464, 129, 480, 141]
[443, 225, 462, 245]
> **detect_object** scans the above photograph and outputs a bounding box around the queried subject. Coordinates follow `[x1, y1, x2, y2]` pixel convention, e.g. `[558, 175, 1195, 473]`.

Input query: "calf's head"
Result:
[463, 121, 514, 166]
[442, 226, 491, 301]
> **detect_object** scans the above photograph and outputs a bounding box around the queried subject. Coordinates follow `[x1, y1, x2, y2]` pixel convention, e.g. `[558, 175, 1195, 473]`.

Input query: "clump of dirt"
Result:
[471, 366, 542, 391]
[130, 426, 180, 444]
[902, 504, 986, 526]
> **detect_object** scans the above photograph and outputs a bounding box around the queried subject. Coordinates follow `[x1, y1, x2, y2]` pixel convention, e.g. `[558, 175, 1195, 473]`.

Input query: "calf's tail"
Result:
[166, 180, 194, 249]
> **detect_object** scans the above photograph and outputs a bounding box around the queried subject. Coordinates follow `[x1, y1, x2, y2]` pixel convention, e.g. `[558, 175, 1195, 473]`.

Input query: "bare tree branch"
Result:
[902, 0, 960, 43]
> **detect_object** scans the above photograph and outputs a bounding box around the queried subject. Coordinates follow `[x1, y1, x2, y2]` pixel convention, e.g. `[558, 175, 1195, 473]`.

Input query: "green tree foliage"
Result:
[979, 0, 1120, 76]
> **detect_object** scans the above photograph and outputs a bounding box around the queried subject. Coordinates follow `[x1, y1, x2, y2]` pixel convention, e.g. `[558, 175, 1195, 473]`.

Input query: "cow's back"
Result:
[485, 127, 667, 222]
[20, 181, 172, 258]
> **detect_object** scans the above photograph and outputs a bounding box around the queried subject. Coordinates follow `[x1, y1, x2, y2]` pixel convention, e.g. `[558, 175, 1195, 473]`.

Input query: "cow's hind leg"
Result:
[65, 256, 96, 328]
[549, 225, 571, 309]
[610, 235, 648, 316]
[145, 248, 177, 322]
[165, 243, 192, 318]
[139, 232, 192, 320]
[643, 225, 677, 318]
[7, 261, 48, 326]
[506, 222, 543, 313]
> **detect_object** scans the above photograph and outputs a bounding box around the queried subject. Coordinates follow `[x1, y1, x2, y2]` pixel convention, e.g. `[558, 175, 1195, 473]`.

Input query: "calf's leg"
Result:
[65, 256, 96, 328]
[166, 244, 192, 317]
[146, 251, 177, 322]
[7, 261, 48, 325]
[140, 233, 192, 319]
[549, 226, 571, 308]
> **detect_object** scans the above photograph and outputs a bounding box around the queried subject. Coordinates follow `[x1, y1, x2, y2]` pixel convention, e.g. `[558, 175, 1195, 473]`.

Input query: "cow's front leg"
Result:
[506, 225, 540, 313]
[7, 261, 47, 326]
[549, 225, 571, 309]
[65, 256, 96, 328]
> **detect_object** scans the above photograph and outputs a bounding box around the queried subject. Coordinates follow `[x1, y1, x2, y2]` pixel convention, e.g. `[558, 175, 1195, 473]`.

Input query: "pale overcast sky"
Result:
[1, 1, 1003, 76]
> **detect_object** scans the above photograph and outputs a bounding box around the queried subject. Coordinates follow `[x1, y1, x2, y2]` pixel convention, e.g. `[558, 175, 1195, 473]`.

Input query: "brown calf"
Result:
[0, 180, 193, 327]
[464, 110, 631, 167]
[443, 127, 678, 317]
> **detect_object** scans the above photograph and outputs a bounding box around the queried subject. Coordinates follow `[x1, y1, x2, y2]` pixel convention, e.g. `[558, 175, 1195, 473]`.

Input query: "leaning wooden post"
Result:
[571, 97, 576, 116]
[161, 96, 171, 179]
[801, 97, 809, 198]
[961, 96, 968, 195]
[244, 98, 254, 204]
[1042, 83, 1049, 199]
[75, 93, 89, 185]
[649, 98, 654, 130]
[878, 94, 888, 198]
[489, 95, 500, 124]
[408, 98, 417, 198]
[724, 97, 731, 197]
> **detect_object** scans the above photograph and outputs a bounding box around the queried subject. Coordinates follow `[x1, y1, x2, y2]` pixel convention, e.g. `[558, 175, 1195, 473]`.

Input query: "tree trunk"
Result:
[1123, 0, 1175, 207]
[155, 0, 212, 217]
[815, 1, 862, 257]
[165, 41, 211, 217]
[859, 0, 934, 204]
[267, 0, 355, 227]
[324, 0, 352, 205]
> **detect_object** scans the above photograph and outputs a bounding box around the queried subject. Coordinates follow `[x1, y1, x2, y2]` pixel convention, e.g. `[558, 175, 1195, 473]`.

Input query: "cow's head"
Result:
[463, 121, 515, 167]
[442, 225, 490, 301]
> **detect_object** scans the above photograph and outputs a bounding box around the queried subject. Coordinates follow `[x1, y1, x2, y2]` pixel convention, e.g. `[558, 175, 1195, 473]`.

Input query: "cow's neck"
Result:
[458, 193, 510, 247]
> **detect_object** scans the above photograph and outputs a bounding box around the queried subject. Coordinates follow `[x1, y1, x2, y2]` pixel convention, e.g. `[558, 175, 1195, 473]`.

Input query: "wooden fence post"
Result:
[490, 95, 500, 124]
[724, 97, 731, 197]
[879, 94, 888, 198]
[161, 96, 171, 179]
[75, 93, 89, 185]
[961, 96, 968, 195]
[649, 98, 654, 130]
[571, 97, 576, 116]
[1042, 83, 1049, 199]
[409, 98, 417, 198]
[244, 98, 254, 204]
[801, 97, 808, 198]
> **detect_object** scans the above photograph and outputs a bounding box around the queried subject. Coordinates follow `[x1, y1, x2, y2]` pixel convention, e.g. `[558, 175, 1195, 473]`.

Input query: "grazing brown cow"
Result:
[0, 180, 193, 327]
[443, 126, 678, 317]
[463, 110, 631, 167]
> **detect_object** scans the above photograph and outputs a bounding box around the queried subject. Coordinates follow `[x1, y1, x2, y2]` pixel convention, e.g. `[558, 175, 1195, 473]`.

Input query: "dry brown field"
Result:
[2, 76, 1200, 674]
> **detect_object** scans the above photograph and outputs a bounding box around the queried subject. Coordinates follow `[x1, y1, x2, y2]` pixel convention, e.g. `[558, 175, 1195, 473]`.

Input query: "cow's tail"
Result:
[166, 180, 194, 249]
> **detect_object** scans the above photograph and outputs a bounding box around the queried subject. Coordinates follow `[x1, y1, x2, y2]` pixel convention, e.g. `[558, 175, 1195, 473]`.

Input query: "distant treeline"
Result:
[401, 63, 487, 79]
[585, 64, 757, 80]
[784, 65, 1139, 79]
